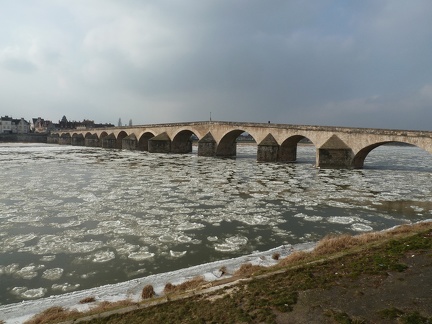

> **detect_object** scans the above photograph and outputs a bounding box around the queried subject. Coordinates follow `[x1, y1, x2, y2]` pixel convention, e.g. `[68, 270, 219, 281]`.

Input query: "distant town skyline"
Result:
[0, 115, 116, 135]
[1, 1, 432, 130]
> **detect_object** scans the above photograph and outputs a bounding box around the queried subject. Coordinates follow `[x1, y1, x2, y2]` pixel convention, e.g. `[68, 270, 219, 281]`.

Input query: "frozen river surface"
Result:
[0, 143, 431, 306]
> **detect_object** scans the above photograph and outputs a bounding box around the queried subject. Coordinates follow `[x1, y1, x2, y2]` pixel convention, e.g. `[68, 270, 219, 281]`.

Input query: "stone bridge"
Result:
[48, 121, 432, 169]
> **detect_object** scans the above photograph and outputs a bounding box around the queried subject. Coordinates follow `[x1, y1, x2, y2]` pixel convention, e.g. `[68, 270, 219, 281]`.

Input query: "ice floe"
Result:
[170, 250, 187, 257]
[327, 216, 358, 224]
[92, 250, 116, 263]
[128, 251, 155, 261]
[11, 287, 47, 299]
[52, 283, 80, 292]
[42, 268, 64, 280]
[15, 265, 44, 280]
[214, 235, 249, 252]
[351, 223, 374, 232]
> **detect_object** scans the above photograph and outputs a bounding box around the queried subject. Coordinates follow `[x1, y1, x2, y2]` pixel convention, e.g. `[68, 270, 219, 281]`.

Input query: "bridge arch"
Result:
[59, 133, 71, 145]
[71, 133, 85, 146]
[352, 141, 430, 169]
[216, 129, 256, 157]
[115, 131, 128, 149]
[84, 132, 94, 139]
[279, 135, 315, 163]
[100, 131, 109, 140]
[84, 132, 100, 147]
[100, 132, 127, 149]
[137, 131, 155, 151]
[172, 129, 198, 154]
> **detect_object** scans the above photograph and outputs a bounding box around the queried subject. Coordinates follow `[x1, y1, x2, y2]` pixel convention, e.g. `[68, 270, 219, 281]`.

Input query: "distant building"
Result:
[236, 132, 256, 142]
[32, 117, 55, 133]
[14, 118, 30, 134]
[0, 116, 12, 133]
[1, 115, 113, 134]
[0, 116, 31, 134]
[58, 116, 114, 130]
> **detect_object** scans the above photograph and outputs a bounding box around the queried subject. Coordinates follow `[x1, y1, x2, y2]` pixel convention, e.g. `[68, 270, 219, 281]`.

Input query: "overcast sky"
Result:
[1, 1, 432, 130]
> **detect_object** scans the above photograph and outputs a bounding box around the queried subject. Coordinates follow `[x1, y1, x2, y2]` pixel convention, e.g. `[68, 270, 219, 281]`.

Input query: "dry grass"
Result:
[279, 222, 432, 268]
[313, 231, 387, 255]
[388, 224, 417, 234]
[163, 282, 176, 294]
[88, 300, 136, 314]
[352, 231, 384, 244]
[79, 296, 96, 304]
[24, 300, 137, 324]
[389, 222, 431, 234]
[278, 250, 310, 266]
[141, 284, 155, 300]
[314, 234, 360, 255]
[177, 276, 206, 291]
[317, 222, 432, 254]
[233, 263, 265, 277]
[164, 276, 206, 295]
[272, 252, 280, 260]
[24, 306, 80, 324]
[219, 265, 227, 276]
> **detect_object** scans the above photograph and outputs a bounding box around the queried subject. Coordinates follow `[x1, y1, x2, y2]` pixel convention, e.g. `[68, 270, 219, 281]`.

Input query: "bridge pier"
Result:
[102, 134, 118, 149]
[257, 134, 279, 162]
[85, 134, 100, 147]
[172, 140, 192, 154]
[122, 134, 137, 150]
[59, 134, 71, 145]
[278, 146, 297, 162]
[278, 136, 308, 162]
[198, 132, 217, 156]
[216, 142, 236, 157]
[317, 135, 354, 168]
[137, 133, 153, 151]
[171, 130, 193, 154]
[71, 134, 85, 146]
[47, 134, 59, 144]
[148, 132, 171, 153]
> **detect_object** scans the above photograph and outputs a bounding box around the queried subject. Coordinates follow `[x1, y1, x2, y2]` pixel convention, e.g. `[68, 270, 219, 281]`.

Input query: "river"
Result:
[0, 143, 431, 306]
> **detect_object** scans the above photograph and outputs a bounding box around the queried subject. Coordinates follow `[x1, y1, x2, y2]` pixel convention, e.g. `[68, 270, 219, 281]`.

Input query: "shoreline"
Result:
[0, 242, 315, 323]
[3, 221, 431, 323]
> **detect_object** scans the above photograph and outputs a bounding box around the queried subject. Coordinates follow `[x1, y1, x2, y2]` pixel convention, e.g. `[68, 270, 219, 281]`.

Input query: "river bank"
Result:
[6, 221, 432, 323]
[0, 243, 314, 323]
[0, 134, 47, 143]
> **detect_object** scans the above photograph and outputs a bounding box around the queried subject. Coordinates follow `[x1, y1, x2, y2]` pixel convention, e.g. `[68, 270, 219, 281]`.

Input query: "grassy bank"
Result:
[24, 221, 432, 323]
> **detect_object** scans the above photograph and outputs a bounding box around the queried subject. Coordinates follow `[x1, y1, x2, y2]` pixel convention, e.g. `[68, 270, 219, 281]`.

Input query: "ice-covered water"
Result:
[0, 143, 431, 306]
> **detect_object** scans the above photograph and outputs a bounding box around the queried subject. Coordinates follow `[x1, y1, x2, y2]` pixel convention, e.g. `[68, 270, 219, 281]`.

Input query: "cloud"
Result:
[419, 84, 432, 100]
[0, 47, 37, 73]
[0, 0, 431, 130]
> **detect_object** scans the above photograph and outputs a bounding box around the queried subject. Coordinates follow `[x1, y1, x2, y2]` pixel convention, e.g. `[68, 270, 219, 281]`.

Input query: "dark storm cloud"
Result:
[1, 1, 432, 130]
